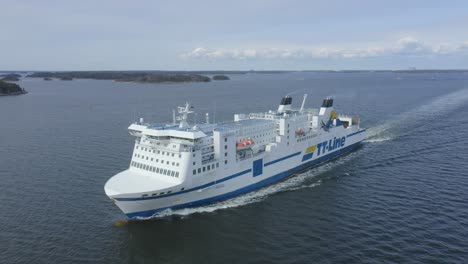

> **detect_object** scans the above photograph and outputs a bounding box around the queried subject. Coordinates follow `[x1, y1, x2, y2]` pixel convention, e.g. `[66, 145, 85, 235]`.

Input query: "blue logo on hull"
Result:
[317, 136, 346, 156]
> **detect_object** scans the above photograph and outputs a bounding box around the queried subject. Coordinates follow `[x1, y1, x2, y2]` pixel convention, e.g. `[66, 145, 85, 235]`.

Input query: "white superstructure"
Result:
[104, 96, 366, 218]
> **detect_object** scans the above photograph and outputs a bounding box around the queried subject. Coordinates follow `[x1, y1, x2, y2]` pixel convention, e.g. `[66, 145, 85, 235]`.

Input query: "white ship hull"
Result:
[110, 128, 366, 219]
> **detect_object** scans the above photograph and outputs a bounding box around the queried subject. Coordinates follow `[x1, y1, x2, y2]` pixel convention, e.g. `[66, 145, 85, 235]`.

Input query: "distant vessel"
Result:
[104, 95, 366, 218]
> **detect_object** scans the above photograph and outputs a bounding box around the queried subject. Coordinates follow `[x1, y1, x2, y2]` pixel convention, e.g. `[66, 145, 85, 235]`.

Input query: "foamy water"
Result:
[365, 88, 468, 141]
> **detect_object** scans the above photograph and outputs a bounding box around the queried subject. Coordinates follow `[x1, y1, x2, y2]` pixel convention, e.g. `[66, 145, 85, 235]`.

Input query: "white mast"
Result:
[300, 93, 308, 112]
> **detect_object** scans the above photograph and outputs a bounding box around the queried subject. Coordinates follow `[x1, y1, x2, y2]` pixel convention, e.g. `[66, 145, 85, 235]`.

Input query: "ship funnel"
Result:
[277, 96, 292, 113]
[319, 97, 334, 116]
[321, 97, 333, 108]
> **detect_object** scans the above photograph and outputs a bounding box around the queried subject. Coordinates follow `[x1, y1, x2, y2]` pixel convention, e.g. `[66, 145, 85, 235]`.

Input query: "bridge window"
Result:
[193, 170, 196, 175]
[198, 168, 201, 173]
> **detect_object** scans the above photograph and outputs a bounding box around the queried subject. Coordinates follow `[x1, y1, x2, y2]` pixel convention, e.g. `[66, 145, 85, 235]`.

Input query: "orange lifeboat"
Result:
[236, 138, 255, 149]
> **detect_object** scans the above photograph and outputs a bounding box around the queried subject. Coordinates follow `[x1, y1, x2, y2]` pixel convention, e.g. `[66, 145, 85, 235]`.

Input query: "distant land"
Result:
[0, 69, 466, 84]
[27, 71, 217, 83]
[19, 69, 468, 84]
[212, 75, 230, 80]
[0, 73, 21, 82]
[0, 80, 27, 96]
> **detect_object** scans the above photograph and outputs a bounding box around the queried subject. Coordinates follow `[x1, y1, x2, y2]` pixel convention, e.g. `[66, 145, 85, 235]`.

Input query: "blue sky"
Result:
[1, 0, 468, 70]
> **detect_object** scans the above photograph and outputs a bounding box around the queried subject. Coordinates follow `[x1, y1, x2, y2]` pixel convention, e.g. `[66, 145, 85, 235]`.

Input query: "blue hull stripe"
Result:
[125, 142, 361, 218]
[115, 169, 252, 201]
[301, 152, 314, 162]
[264, 151, 301, 167]
[346, 129, 366, 138]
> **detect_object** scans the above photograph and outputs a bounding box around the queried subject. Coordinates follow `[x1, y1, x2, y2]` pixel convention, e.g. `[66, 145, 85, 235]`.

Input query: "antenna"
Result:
[172, 109, 176, 125]
[300, 93, 308, 112]
[206, 113, 210, 124]
[176, 102, 194, 129]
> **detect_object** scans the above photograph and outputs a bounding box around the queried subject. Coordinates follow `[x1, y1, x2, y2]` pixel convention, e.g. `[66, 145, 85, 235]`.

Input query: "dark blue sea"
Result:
[1, 72, 468, 263]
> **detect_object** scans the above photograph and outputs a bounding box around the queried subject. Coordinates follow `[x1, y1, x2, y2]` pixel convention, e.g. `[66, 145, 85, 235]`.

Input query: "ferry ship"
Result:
[104, 95, 366, 218]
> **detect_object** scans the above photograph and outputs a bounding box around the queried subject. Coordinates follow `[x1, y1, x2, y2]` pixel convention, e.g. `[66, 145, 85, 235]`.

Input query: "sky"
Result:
[1, 0, 468, 71]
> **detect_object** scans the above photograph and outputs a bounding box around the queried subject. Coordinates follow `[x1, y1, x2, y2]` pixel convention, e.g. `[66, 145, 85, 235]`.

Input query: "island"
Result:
[212, 75, 230, 80]
[27, 71, 211, 83]
[43, 77, 52, 81]
[1, 73, 21, 82]
[0, 80, 27, 96]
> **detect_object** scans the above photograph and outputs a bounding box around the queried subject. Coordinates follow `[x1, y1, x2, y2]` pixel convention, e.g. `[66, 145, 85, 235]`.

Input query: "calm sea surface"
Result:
[1, 72, 468, 263]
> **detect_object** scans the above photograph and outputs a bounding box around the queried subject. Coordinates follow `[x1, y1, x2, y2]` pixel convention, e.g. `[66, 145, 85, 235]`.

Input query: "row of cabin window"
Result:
[193, 163, 219, 175]
[134, 154, 180, 166]
[297, 135, 315, 142]
[131, 161, 180, 178]
[135, 146, 182, 158]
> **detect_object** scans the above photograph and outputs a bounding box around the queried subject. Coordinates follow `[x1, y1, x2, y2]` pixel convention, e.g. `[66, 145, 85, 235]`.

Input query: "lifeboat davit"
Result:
[236, 138, 255, 150]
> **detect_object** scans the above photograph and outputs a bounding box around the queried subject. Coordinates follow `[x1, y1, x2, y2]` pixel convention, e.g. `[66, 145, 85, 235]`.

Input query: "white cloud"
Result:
[182, 38, 468, 60]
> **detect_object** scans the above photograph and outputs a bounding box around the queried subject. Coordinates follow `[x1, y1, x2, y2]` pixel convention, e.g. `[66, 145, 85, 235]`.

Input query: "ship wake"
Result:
[365, 88, 468, 143]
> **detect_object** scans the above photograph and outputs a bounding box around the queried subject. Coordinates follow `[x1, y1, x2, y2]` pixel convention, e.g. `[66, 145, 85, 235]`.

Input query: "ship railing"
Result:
[249, 113, 282, 119]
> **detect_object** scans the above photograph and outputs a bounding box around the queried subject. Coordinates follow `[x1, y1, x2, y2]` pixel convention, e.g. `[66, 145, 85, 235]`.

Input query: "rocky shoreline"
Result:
[0, 80, 27, 96]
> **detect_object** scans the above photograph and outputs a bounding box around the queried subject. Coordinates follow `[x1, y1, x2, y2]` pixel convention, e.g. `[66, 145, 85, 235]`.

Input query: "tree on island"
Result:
[0, 80, 27, 95]
[27, 71, 212, 83]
